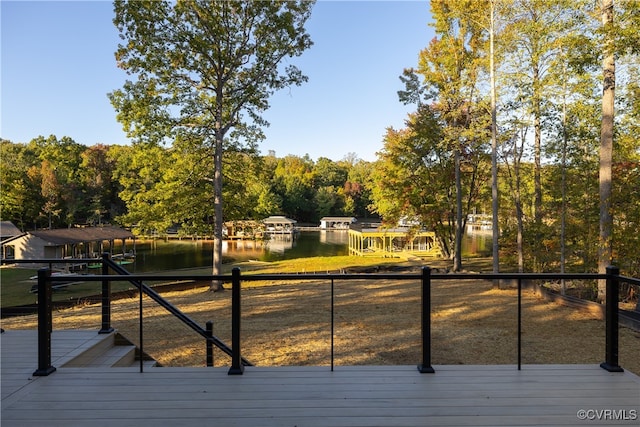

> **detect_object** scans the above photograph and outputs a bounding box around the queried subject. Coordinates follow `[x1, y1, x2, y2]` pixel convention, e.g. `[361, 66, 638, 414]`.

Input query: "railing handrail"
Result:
[100, 255, 253, 368]
[27, 262, 636, 377]
[4, 256, 637, 285]
[2, 258, 101, 264]
[41, 271, 632, 281]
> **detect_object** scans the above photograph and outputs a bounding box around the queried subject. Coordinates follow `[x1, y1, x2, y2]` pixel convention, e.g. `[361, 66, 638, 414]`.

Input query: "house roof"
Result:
[320, 217, 356, 222]
[0, 221, 22, 238]
[29, 227, 134, 245]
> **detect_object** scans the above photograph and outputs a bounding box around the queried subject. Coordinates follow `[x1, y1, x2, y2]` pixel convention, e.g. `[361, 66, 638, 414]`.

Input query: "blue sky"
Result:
[1, 1, 434, 162]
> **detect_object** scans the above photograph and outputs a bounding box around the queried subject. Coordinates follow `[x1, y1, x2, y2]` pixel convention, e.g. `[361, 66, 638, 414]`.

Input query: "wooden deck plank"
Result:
[2, 330, 639, 427]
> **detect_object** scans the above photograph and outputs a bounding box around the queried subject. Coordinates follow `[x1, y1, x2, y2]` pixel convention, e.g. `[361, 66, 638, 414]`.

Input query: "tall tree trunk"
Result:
[533, 100, 542, 225]
[490, 0, 500, 279]
[516, 197, 524, 273]
[211, 92, 225, 292]
[210, 133, 225, 292]
[453, 148, 463, 272]
[515, 130, 525, 273]
[560, 56, 568, 295]
[598, 0, 615, 302]
[533, 63, 542, 227]
[531, 57, 543, 273]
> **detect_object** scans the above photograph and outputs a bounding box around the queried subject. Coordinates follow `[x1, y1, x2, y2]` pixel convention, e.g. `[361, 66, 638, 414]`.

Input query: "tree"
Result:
[370, 106, 488, 260]
[489, 0, 500, 276]
[597, 0, 614, 302]
[111, 144, 174, 235]
[499, 116, 530, 272]
[38, 160, 62, 228]
[272, 155, 316, 222]
[0, 140, 42, 230]
[370, 115, 455, 257]
[26, 135, 86, 227]
[343, 158, 373, 219]
[110, 1, 314, 290]
[416, 0, 490, 271]
[501, 0, 581, 271]
[81, 144, 118, 225]
[313, 157, 348, 189]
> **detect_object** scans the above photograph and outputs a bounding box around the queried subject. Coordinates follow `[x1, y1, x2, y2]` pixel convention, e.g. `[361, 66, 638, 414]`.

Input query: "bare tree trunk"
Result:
[453, 148, 463, 272]
[560, 56, 568, 295]
[533, 63, 542, 227]
[210, 133, 225, 292]
[530, 58, 543, 273]
[516, 199, 524, 273]
[490, 0, 500, 280]
[598, 0, 615, 302]
[515, 134, 524, 273]
[210, 92, 225, 292]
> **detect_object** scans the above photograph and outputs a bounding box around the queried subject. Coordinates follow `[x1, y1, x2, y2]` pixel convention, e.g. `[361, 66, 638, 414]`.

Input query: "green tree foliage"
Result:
[377, 0, 639, 284]
[110, 0, 315, 286]
[110, 143, 173, 235]
[396, 0, 491, 270]
[370, 104, 490, 261]
[0, 140, 41, 230]
[29, 135, 86, 227]
[370, 111, 448, 258]
[343, 156, 374, 219]
[1, 138, 376, 236]
[272, 155, 316, 222]
[0, 137, 124, 229]
[81, 144, 121, 226]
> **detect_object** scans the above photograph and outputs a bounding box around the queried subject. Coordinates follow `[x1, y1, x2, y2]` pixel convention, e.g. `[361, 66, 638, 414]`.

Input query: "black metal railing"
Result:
[99, 254, 252, 370]
[13, 257, 636, 377]
[14, 254, 251, 375]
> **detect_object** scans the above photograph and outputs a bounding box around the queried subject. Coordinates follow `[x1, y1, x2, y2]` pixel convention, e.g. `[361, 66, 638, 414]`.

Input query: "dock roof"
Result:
[320, 217, 356, 222]
[28, 226, 134, 245]
[263, 216, 297, 224]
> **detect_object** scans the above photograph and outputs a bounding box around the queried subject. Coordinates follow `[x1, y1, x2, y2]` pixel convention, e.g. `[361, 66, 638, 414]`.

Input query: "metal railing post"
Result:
[517, 278, 522, 370]
[228, 268, 244, 375]
[600, 266, 624, 372]
[418, 266, 435, 373]
[99, 253, 114, 334]
[331, 278, 335, 372]
[206, 321, 214, 367]
[139, 275, 144, 373]
[33, 268, 56, 376]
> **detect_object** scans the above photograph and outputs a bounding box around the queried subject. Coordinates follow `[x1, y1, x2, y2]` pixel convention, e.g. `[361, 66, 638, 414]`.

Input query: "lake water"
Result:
[123, 230, 491, 273]
[124, 231, 351, 272]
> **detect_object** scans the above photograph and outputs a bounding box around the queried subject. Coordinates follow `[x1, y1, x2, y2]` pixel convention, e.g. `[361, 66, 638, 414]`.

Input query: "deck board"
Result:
[2, 330, 639, 426]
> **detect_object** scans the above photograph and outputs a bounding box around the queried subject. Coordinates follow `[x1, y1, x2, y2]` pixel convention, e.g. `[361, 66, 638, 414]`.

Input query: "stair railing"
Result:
[99, 253, 253, 371]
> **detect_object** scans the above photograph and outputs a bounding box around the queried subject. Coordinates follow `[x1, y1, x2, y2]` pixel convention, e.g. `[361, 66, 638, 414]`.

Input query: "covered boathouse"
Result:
[319, 216, 356, 230]
[263, 216, 297, 235]
[0, 226, 135, 268]
[348, 226, 441, 257]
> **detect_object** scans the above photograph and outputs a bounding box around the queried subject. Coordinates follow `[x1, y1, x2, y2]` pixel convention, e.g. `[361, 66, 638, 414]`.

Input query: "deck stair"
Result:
[62, 332, 158, 369]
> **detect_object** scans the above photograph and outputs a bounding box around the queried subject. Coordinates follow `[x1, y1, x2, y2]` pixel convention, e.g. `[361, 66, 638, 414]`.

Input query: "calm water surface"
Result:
[124, 230, 490, 273]
[125, 231, 349, 272]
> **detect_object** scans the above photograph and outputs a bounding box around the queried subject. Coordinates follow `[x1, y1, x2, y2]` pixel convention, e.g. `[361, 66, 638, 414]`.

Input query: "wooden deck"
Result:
[2, 330, 639, 426]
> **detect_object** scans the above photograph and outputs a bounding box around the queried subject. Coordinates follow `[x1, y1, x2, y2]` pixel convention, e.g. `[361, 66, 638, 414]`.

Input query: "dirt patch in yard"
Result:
[2, 274, 639, 374]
